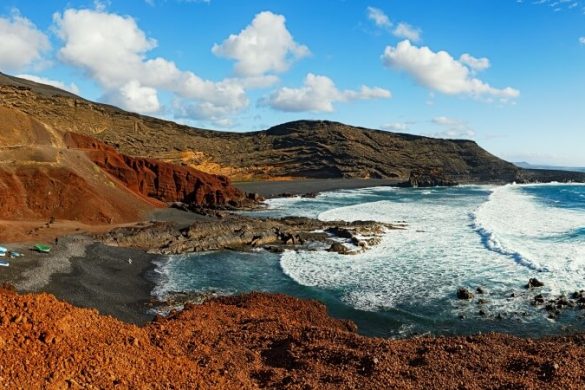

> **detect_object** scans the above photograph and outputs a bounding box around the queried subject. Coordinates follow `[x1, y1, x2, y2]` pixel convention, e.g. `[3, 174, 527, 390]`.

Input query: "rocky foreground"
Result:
[2, 287, 585, 389]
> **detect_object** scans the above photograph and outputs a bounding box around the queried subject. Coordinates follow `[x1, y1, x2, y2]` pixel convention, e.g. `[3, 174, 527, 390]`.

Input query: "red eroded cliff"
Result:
[64, 132, 246, 207]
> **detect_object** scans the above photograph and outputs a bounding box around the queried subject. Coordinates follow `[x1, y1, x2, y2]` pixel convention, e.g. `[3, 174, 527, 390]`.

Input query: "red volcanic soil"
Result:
[1, 287, 585, 389]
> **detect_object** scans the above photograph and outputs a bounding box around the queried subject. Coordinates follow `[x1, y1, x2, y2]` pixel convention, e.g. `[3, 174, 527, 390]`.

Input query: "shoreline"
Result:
[2, 180, 584, 335]
[233, 178, 403, 198]
[0, 180, 402, 326]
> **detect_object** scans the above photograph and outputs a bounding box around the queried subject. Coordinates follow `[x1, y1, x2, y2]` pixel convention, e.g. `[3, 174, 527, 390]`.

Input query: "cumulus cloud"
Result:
[580, 36, 585, 45]
[367, 7, 392, 29]
[382, 40, 519, 101]
[104, 80, 160, 114]
[393, 23, 421, 42]
[262, 73, 391, 113]
[212, 11, 310, 77]
[459, 54, 490, 72]
[432, 116, 475, 139]
[0, 10, 50, 72]
[53, 7, 247, 119]
[16, 74, 80, 95]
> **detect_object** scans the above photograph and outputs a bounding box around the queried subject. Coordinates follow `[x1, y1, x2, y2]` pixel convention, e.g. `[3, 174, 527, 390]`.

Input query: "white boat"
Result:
[0, 260, 8, 267]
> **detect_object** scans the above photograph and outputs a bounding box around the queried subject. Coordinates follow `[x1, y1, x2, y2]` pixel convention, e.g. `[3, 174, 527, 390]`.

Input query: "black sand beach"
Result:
[44, 243, 160, 325]
[234, 178, 402, 198]
[0, 236, 160, 325]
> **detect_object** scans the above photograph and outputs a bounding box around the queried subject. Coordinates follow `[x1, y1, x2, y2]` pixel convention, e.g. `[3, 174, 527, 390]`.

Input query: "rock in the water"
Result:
[457, 288, 474, 300]
[476, 287, 485, 295]
[526, 278, 544, 289]
[328, 243, 349, 255]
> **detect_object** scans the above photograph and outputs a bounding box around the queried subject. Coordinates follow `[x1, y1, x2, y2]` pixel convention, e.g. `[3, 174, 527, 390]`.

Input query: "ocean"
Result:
[152, 184, 585, 338]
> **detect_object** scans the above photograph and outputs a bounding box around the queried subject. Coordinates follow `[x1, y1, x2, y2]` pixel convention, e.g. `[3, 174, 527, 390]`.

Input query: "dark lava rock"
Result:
[328, 243, 349, 255]
[526, 278, 544, 289]
[457, 288, 474, 300]
[326, 227, 354, 239]
[399, 169, 459, 188]
[476, 287, 485, 295]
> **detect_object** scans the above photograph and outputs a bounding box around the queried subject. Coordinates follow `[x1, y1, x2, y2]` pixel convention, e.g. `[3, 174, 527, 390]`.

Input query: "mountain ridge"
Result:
[2, 72, 584, 184]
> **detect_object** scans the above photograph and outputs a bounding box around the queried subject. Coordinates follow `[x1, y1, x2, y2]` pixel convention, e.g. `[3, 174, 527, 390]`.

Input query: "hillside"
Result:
[0, 73, 522, 183]
[0, 102, 246, 242]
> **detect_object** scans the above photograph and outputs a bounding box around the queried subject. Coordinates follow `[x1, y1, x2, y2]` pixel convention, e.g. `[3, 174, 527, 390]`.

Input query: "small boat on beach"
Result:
[33, 244, 52, 253]
[0, 260, 8, 267]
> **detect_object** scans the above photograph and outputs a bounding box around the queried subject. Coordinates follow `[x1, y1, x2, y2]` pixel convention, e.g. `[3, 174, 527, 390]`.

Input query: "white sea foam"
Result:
[280, 184, 585, 320]
[472, 184, 585, 292]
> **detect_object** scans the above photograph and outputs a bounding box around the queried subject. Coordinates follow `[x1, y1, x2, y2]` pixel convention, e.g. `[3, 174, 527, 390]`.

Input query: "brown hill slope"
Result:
[0, 73, 521, 182]
[2, 287, 585, 389]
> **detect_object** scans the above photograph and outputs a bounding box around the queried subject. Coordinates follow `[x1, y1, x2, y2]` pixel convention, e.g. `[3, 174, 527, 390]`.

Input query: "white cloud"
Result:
[381, 122, 411, 132]
[263, 73, 391, 113]
[367, 7, 392, 29]
[53, 7, 248, 120]
[579, 36, 585, 45]
[459, 54, 490, 72]
[432, 116, 475, 139]
[212, 11, 310, 77]
[104, 80, 160, 114]
[0, 10, 50, 72]
[382, 40, 519, 101]
[393, 23, 421, 42]
[16, 74, 80, 95]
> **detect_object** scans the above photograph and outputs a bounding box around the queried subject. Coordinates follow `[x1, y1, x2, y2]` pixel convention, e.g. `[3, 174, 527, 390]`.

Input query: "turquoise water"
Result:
[153, 184, 585, 338]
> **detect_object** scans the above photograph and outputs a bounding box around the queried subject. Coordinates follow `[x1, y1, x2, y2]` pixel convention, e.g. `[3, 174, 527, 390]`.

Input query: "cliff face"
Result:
[3, 288, 585, 389]
[64, 133, 244, 207]
[0, 73, 522, 183]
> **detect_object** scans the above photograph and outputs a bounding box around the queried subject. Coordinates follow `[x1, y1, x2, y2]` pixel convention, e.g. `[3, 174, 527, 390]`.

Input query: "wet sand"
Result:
[234, 178, 402, 198]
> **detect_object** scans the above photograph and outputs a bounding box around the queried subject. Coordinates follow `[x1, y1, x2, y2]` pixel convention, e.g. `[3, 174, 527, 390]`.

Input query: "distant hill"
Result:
[515, 161, 585, 173]
[0, 72, 525, 184]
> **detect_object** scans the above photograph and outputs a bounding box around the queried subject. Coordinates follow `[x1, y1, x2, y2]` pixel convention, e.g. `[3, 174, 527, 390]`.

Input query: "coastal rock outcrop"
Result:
[399, 169, 459, 188]
[97, 214, 397, 255]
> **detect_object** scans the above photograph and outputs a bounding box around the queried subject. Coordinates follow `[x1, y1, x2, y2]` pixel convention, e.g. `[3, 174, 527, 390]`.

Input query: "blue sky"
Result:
[1, 0, 584, 165]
